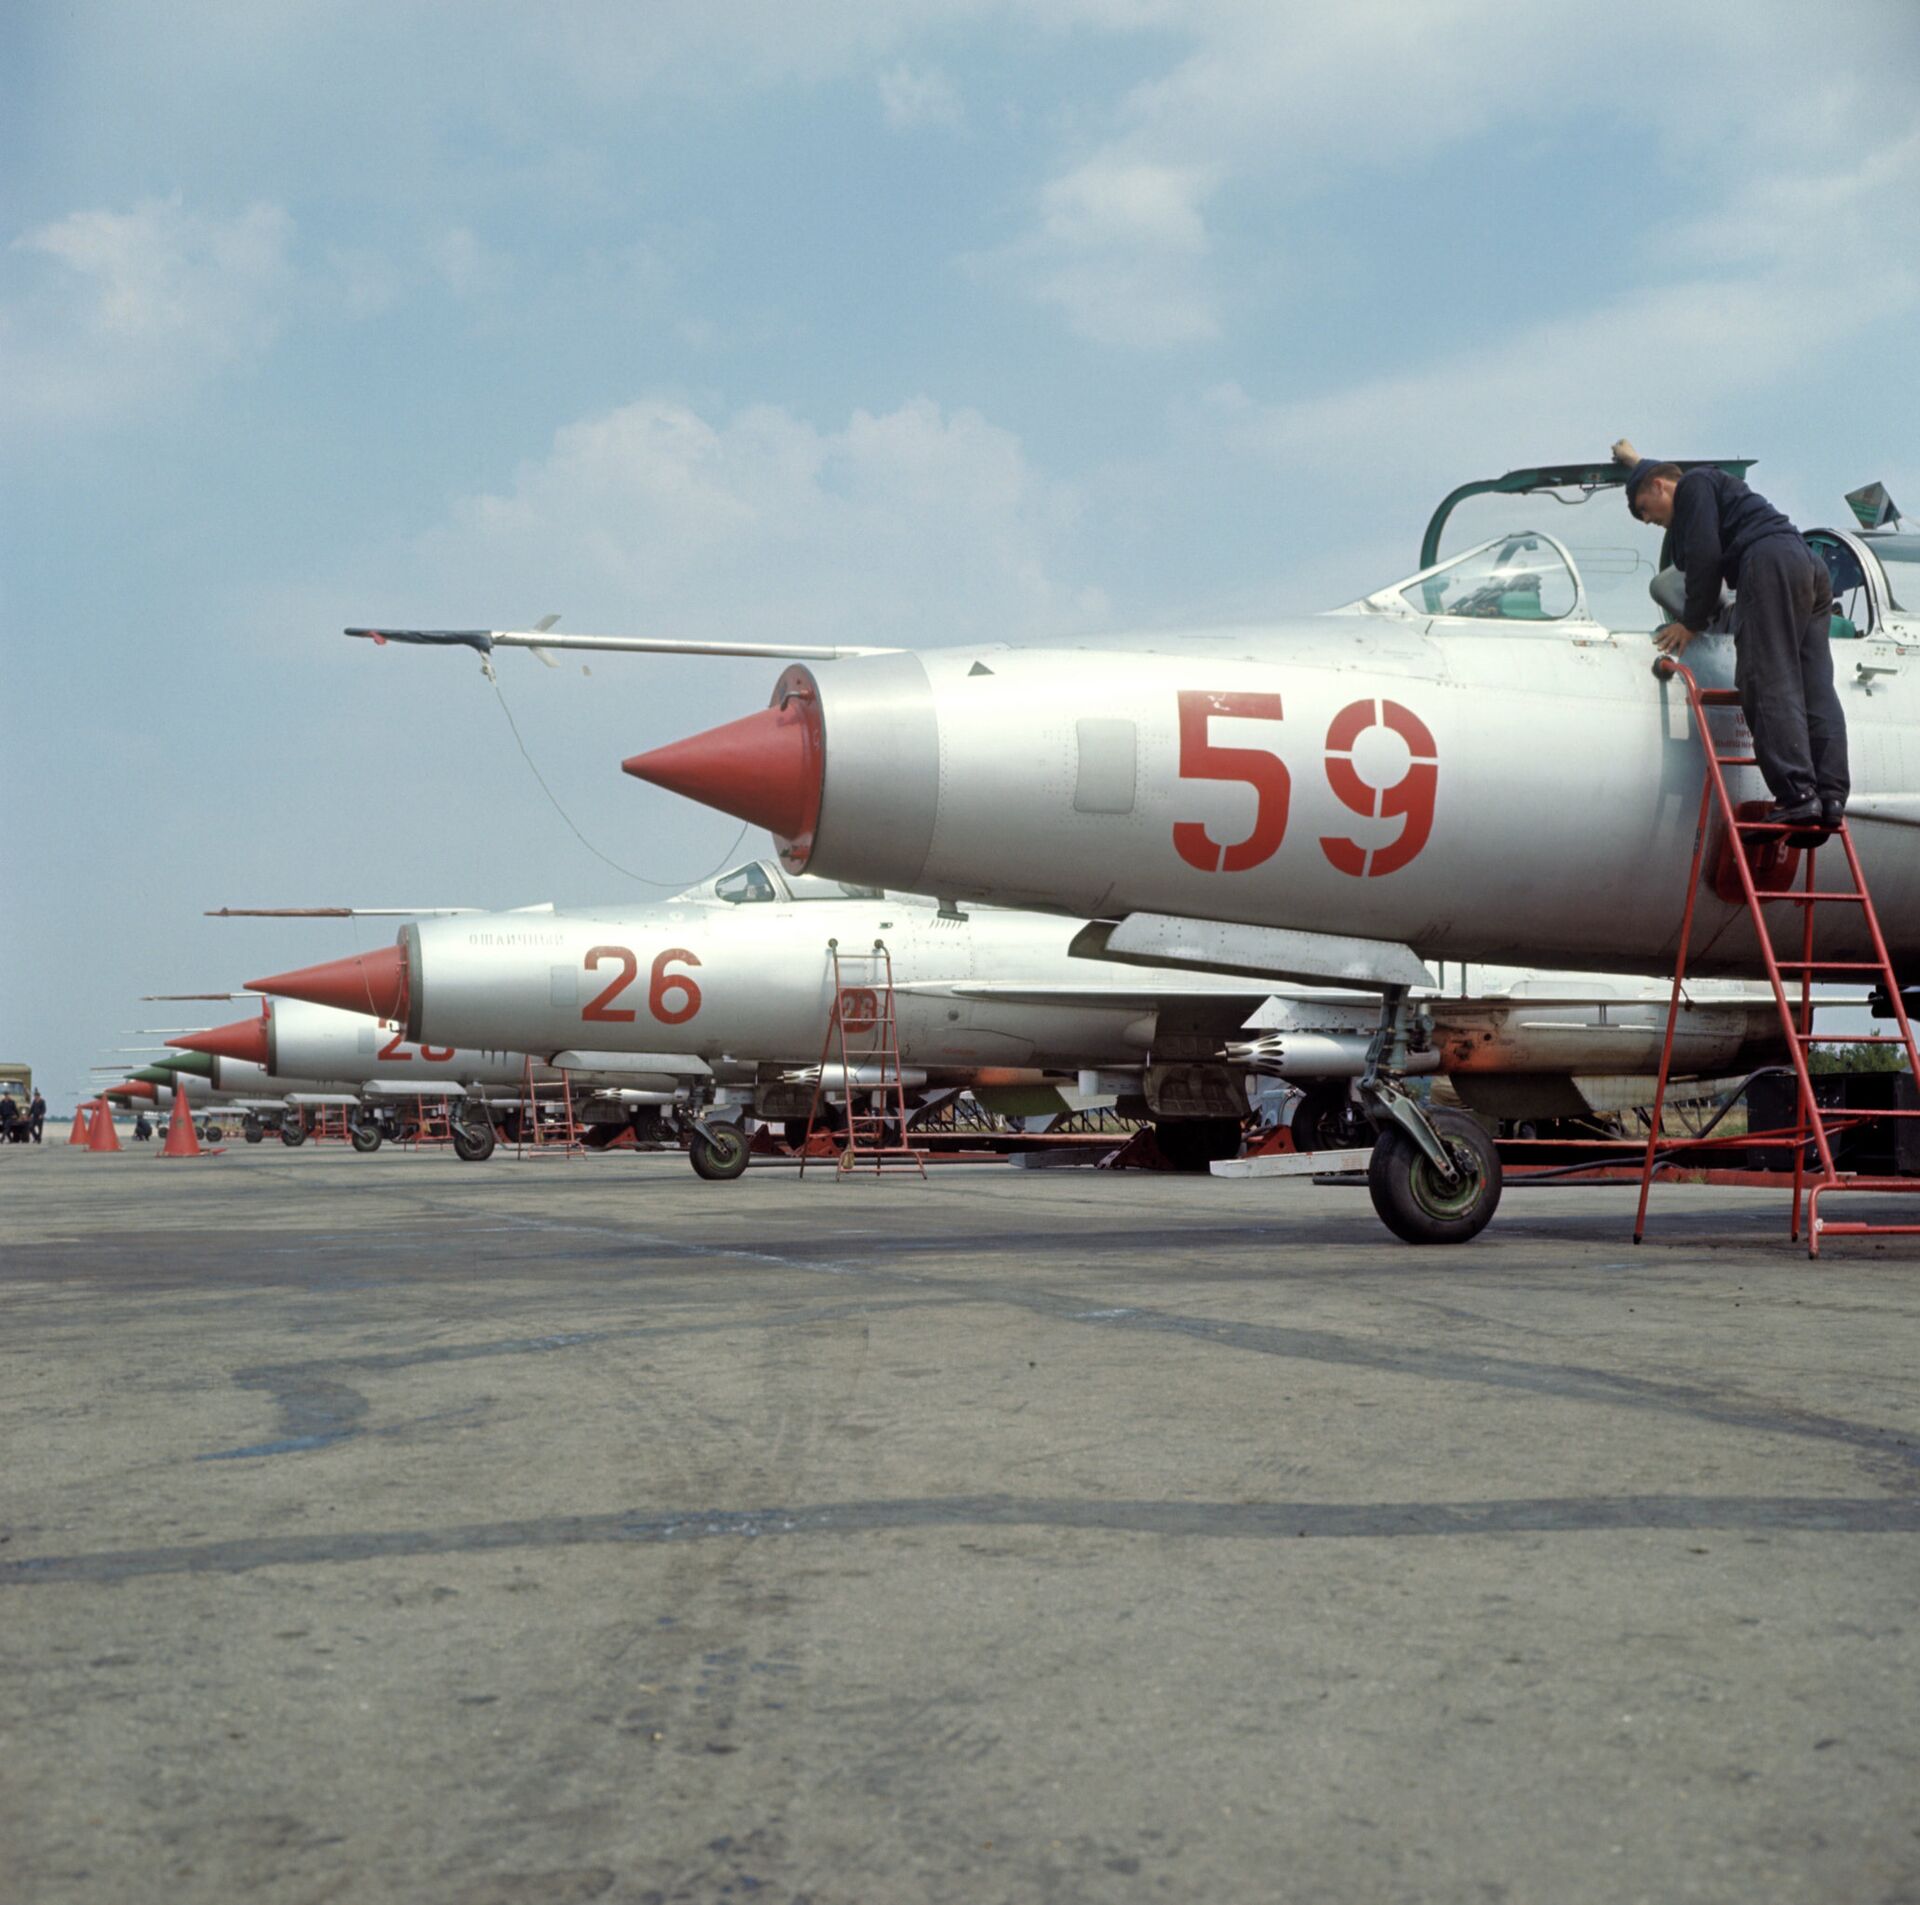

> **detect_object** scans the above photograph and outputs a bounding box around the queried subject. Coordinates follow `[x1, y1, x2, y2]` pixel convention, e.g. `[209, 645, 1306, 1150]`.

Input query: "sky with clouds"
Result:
[5, 0, 1919, 1104]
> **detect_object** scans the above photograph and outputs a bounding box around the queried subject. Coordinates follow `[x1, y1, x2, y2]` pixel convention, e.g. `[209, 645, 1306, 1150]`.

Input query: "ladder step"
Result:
[1753, 891, 1865, 903]
[1773, 959, 1886, 971]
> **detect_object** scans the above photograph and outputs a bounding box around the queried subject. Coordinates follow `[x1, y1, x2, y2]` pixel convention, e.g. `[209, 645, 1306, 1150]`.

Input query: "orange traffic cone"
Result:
[160, 1083, 203, 1158]
[67, 1104, 92, 1145]
[87, 1096, 121, 1152]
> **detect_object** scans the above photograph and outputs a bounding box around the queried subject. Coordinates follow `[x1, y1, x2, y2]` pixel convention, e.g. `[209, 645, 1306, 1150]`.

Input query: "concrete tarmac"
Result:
[3, 1142, 1918, 1904]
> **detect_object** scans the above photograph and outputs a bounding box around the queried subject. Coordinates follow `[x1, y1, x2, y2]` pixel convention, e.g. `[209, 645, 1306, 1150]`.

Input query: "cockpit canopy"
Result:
[1344, 531, 1586, 624]
[673, 859, 888, 906]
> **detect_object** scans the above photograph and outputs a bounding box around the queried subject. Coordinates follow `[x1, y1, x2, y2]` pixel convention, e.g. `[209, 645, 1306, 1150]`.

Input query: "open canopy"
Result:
[1420, 458, 1754, 570]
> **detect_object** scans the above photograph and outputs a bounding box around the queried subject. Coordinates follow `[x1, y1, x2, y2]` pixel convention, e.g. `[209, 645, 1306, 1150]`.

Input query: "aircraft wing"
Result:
[895, 979, 1271, 1011]
[894, 979, 1270, 1039]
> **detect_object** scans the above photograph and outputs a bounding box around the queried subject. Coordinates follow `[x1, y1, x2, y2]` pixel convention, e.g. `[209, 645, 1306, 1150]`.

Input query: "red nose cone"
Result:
[109, 1081, 155, 1100]
[168, 1011, 270, 1065]
[622, 671, 822, 859]
[248, 943, 408, 1021]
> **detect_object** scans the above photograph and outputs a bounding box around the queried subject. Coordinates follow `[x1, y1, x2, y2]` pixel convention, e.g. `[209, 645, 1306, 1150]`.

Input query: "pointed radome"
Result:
[248, 944, 408, 1021]
[622, 692, 822, 847]
[168, 1012, 269, 1066]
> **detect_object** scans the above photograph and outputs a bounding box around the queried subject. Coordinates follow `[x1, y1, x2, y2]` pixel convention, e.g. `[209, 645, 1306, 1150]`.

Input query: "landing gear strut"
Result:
[451, 1108, 496, 1162]
[687, 1118, 750, 1180]
[1358, 985, 1501, 1244]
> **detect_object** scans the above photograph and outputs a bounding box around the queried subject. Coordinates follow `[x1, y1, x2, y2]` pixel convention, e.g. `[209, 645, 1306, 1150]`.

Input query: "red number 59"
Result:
[1320, 699, 1439, 878]
[1172, 689, 1289, 873]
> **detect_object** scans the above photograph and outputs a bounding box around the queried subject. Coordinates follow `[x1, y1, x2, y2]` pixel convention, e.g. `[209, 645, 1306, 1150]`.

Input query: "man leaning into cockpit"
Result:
[1622, 448, 1849, 832]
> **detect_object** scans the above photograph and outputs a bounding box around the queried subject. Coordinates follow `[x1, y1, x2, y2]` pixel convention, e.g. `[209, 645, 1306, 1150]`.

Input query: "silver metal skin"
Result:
[784, 525, 1920, 976]
[384, 860, 1783, 1093]
[400, 877, 1186, 1073]
[260, 997, 552, 1096]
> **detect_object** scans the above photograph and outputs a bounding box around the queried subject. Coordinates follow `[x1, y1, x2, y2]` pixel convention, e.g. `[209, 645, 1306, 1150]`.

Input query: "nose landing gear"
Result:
[1358, 985, 1502, 1244]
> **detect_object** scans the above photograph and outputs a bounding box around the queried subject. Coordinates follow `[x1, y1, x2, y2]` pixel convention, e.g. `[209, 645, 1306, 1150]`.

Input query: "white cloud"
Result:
[1205, 124, 1920, 490]
[878, 60, 964, 129]
[429, 225, 508, 300]
[995, 0, 1920, 348]
[3, 195, 292, 427]
[415, 394, 1095, 647]
[1001, 156, 1220, 347]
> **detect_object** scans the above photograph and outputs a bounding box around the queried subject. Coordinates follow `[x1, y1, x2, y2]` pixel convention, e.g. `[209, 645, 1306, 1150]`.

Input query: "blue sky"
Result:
[5, 1, 1919, 1104]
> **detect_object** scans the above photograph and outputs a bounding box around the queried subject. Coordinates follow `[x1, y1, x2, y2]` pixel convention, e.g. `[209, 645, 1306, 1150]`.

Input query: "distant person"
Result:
[1621, 448, 1849, 831]
[28, 1091, 45, 1142]
[133, 1112, 153, 1142]
[0, 1094, 17, 1144]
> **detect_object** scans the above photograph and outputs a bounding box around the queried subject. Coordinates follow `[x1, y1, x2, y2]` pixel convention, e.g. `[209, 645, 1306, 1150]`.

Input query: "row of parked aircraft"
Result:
[115, 854, 1787, 1185]
[114, 455, 1912, 1242]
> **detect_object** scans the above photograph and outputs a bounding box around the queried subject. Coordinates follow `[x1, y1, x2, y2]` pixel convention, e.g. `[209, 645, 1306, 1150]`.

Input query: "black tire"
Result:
[452, 1118, 496, 1163]
[688, 1122, 751, 1180]
[243, 1117, 264, 1144]
[1291, 1081, 1364, 1153]
[350, 1120, 383, 1154]
[1367, 1109, 1502, 1245]
[1152, 1116, 1244, 1171]
[202, 1123, 223, 1143]
[280, 1118, 307, 1148]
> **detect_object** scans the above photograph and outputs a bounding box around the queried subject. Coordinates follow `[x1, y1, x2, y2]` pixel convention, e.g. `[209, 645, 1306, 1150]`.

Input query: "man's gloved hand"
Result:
[1653, 621, 1696, 657]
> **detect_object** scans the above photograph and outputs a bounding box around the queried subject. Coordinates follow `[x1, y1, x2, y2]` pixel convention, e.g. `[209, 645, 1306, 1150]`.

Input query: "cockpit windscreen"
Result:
[1397, 534, 1578, 622]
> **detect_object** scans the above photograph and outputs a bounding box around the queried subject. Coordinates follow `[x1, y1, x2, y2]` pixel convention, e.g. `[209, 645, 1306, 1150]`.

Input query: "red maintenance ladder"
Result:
[800, 940, 926, 1178]
[1635, 658, 1920, 1256]
[517, 1056, 582, 1157]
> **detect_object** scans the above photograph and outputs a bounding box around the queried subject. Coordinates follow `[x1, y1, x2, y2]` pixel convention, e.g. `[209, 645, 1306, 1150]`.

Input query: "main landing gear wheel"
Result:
[279, 1118, 307, 1147]
[350, 1120, 383, 1154]
[688, 1123, 750, 1181]
[452, 1118, 496, 1163]
[1367, 1108, 1502, 1245]
[1291, 1082, 1364, 1153]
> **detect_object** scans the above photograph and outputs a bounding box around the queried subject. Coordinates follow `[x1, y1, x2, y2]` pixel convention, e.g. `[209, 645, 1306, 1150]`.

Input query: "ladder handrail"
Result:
[1635, 659, 1920, 1254]
[800, 939, 926, 1177]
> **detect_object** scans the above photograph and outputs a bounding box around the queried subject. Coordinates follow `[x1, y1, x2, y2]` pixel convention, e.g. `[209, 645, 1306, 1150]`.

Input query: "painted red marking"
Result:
[1320, 698, 1439, 878]
[1172, 689, 1290, 874]
[582, 946, 639, 1022]
[648, 949, 702, 1026]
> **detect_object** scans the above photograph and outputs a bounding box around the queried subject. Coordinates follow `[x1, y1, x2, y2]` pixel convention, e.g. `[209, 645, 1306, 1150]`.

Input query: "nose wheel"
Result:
[1366, 1108, 1501, 1244]
[688, 1120, 750, 1180]
[1357, 984, 1503, 1245]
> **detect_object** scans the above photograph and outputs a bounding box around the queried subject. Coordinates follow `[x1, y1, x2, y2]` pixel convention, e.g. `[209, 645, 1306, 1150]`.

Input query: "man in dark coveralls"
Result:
[1623, 452, 1849, 830]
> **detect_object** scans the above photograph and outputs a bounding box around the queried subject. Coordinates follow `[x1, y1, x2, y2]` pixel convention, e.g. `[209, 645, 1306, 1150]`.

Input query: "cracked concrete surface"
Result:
[3, 1144, 1918, 1903]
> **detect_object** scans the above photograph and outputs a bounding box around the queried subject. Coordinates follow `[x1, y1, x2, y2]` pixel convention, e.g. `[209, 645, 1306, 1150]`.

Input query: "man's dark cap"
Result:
[1623, 458, 1667, 501]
